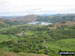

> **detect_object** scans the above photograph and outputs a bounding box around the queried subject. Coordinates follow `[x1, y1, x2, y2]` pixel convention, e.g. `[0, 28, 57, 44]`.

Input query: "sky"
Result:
[0, 0, 75, 16]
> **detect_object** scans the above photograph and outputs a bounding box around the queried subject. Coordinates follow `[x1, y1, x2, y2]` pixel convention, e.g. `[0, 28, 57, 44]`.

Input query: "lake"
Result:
[27, 21, 52, 25]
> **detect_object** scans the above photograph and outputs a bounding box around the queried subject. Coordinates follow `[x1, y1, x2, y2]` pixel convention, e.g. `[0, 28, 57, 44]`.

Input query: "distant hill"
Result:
[0, 14, 75, 23]
[37, 14, 75, 23]
[3, 14, 37, 22]
[0, 20, 4, 24]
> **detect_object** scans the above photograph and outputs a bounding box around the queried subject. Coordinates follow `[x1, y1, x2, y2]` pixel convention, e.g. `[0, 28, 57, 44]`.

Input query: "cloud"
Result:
[0, 0, 75, 16]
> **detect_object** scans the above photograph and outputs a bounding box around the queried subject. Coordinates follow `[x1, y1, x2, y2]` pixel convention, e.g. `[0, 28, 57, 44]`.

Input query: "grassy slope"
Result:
[0, 50, 18, 56]
[0, 50, 48, 56]
[45, 38, 75, 52]
[0, 38, 75, 56]
[0, 35, 48, 56]
[0, 35, 18, 42]
[18, 53, 48, 56]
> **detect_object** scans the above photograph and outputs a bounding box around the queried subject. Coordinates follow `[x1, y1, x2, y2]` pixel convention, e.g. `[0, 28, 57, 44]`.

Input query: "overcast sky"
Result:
[0, 0, 75, 16]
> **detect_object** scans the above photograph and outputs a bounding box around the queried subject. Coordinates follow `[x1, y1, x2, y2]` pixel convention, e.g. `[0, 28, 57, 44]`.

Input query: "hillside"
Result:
[0, 14, 75, 56]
